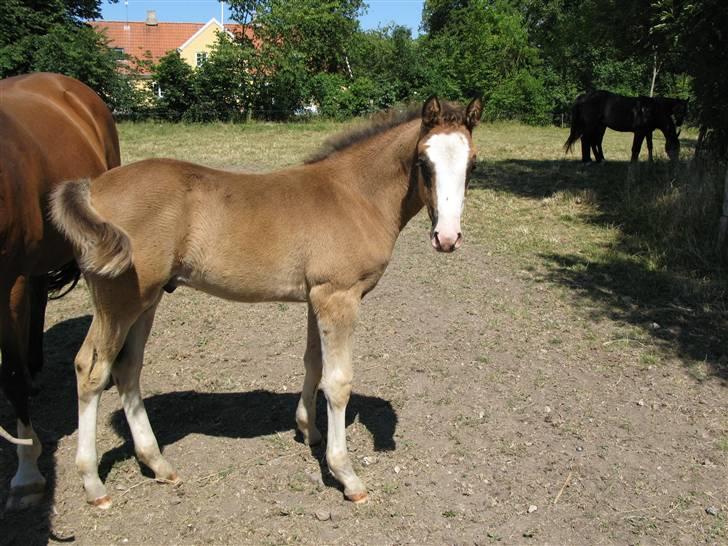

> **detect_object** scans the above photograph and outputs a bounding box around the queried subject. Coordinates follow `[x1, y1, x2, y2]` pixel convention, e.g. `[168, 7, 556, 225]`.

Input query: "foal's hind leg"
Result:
[112, 299, 179, 485]
[74, 285, 142, 508]
[310, 286, 367, 503]
[296, 303, 323, 446]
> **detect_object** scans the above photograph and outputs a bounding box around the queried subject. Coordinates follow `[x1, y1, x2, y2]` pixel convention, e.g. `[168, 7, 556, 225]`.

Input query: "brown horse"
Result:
[0, 73, 120, 509]
[49, 96, 482, 508]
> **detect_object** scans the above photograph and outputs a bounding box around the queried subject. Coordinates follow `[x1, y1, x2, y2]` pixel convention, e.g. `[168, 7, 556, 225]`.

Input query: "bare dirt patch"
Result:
[1, 122, 726, 545]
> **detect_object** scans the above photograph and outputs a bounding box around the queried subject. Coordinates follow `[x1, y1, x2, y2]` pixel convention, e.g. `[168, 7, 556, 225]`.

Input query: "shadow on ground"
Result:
[1, 313, 398, 541]
[102, 389, 397, 493]
[470, 151, 727, 382]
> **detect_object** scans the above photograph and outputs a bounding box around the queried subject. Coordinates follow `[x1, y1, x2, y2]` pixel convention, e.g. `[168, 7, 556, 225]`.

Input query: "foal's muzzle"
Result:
[431, 231, 463, 253]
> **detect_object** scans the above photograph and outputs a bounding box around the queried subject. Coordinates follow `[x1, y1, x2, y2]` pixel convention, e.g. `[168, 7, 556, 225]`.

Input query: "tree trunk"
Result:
[649, 51, 659, 97]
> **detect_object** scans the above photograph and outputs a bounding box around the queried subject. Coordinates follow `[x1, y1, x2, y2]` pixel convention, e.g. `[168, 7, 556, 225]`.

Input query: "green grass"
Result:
[116, 119, 726, 376]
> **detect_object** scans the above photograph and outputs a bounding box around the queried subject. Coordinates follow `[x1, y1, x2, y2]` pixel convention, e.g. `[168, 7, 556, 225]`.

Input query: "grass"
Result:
[116, 118, 727, 378]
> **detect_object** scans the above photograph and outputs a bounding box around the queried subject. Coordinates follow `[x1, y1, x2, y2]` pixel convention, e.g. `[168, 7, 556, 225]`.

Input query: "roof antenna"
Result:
[221, 1, 225, 26]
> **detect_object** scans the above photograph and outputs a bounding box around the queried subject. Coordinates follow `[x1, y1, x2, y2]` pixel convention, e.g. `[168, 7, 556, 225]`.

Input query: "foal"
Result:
[51, 96, 482, 508]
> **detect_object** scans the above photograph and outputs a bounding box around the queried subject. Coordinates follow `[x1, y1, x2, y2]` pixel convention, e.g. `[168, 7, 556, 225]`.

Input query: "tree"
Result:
[153, 51, 196, 121]
[1, 0, 112, 76]
[421, 0, 551, 123]
[228, 0, 366, 119]
[191, 33, 255, 121]
[0, 0, 146, 114]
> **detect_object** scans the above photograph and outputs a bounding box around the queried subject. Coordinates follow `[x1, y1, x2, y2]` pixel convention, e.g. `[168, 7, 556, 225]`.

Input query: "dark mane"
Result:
[305, 102, 469, 164]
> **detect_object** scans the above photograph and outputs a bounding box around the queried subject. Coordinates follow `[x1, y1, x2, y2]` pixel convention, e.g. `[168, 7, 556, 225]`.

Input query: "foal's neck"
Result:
[326, 120, 424, 241]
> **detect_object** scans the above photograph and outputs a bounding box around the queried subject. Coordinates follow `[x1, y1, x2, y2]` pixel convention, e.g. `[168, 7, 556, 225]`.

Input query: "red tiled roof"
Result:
[89, 20, 256, 66]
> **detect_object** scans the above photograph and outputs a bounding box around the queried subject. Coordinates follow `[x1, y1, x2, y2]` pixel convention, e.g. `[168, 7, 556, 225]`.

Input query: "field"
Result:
[1, 120, 726, 545]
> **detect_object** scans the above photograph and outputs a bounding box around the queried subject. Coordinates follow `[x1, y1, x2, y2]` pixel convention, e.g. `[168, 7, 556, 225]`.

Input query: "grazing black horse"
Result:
[564, 90, 685, 163]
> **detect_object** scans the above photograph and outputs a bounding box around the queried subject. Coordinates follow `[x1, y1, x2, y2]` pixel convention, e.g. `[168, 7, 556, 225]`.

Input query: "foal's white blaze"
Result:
[424, 132, 471, 251]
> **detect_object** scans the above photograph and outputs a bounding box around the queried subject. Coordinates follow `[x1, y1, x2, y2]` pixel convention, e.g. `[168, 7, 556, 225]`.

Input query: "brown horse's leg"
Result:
[1, 276, 45, 510]
[309, 286, 367, 503]
[74, 280, 142, 508]
[295, 303, 323, 446]
[112, 298, 179, 485]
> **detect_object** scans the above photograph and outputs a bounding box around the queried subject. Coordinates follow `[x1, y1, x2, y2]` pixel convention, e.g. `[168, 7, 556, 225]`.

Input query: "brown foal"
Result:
[50, 96, 482, 508]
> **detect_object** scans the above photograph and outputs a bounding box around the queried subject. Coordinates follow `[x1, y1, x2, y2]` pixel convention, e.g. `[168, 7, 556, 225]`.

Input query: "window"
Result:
[196, 52, 208, 67]
[111, 47, 125, 60]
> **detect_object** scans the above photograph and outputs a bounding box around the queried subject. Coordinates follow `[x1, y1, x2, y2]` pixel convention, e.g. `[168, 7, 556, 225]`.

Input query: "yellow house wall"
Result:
[179, 23, 222, 67]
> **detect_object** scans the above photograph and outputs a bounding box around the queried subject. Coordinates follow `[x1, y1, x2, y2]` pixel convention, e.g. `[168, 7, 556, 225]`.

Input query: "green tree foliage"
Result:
[0, 0, 145, 113]
[349, 25, 429, 104]
[0, 0, 103, 75]
[422, 0, 551, 123]
[190, 33, 254, 121]
[650, 0, 728, 156]
[153, 51, 196, 121]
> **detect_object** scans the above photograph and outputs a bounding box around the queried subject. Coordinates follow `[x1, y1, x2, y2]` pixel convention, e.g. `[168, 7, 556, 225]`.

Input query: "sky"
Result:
[98, 1, 425, 34]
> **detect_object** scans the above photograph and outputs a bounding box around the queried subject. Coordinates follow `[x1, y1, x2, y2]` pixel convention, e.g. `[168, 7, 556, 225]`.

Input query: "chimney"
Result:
[145, 10, 158, 26]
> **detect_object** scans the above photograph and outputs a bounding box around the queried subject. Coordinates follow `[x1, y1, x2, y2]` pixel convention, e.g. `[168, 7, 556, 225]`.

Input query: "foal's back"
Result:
[87, 158, 392, 302]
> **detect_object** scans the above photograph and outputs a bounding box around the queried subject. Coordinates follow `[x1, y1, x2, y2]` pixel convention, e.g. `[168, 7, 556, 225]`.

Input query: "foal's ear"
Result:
[465, 97, 483, 130]
[422, 95, 442, 126]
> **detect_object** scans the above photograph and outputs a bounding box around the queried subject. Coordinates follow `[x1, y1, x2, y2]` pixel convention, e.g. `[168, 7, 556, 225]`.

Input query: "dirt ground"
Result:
[1, 123, 726, 545]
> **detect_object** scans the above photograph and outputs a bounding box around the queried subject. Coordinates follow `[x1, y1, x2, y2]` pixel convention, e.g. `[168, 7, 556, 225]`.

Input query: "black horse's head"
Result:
[644, 97, 682, 161]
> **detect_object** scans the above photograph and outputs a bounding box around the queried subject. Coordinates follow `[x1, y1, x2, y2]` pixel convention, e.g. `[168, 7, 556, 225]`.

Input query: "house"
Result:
[89, 11, 256, 72]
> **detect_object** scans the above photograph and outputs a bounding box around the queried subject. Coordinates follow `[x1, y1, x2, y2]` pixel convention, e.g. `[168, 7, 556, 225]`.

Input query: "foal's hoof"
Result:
[5, 483, 45, 511]
[156, 472, 182, 486]
[88, 495, 113, 510]
[345, 490, 368, 504]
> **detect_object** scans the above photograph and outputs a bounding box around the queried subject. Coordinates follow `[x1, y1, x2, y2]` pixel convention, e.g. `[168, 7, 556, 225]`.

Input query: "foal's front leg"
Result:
[309, 287, 367, 503]
[295, 303, 323, 446]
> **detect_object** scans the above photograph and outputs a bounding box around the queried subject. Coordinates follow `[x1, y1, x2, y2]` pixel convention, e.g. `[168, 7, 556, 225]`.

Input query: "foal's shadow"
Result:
[102, 389, 397, 491]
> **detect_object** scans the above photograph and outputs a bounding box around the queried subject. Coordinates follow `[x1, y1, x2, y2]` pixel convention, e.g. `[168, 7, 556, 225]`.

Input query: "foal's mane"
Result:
[305, 101, 469, 164]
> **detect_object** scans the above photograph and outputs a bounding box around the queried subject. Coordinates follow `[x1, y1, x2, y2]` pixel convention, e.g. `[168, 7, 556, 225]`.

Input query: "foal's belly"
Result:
[177, 269, 308, 303]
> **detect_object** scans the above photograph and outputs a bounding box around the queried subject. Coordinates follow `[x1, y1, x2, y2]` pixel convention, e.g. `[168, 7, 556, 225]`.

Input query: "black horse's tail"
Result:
[563, 101, 583, 154]
[47, 260, 81, 300]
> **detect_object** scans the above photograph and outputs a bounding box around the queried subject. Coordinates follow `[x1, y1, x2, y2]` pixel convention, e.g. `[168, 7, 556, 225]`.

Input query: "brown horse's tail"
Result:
[50, 179, 132, 277]
[563, 101, 583, 154]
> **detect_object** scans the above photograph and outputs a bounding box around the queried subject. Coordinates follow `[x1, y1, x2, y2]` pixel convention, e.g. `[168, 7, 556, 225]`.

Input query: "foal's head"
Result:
[416, 96, 482, 253]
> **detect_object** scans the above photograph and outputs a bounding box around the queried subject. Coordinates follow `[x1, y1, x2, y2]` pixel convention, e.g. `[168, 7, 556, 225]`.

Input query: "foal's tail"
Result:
[50, 179, 132, 277]
[563, 101, 583, 154]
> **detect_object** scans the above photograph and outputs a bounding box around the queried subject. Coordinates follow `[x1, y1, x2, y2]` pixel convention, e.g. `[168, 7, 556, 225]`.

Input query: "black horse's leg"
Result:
[631, 132, 645, 162]
[580, 134, 592, 162]
[646, 131, 654, 162]
[595, 126, 606, 162]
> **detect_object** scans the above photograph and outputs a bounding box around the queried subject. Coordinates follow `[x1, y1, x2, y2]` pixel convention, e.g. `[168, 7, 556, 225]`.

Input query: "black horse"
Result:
[564, 90, 686, 163]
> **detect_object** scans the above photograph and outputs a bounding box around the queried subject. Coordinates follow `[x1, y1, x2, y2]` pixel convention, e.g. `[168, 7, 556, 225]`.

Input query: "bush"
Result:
[485, 69, 551, 125]
[153, 51, 196, 121]
[309, 73, 395, 119]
